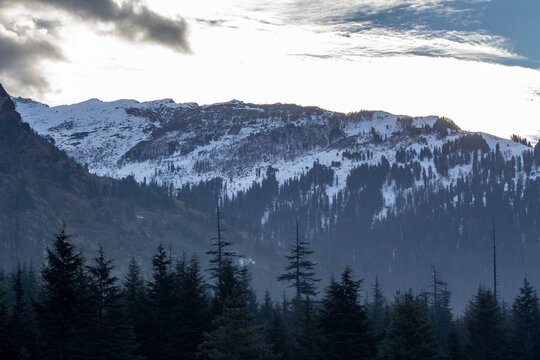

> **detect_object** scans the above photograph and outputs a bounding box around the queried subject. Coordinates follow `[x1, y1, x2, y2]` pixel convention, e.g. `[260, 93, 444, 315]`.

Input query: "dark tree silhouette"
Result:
[380, 291, 440, 360]
[35, 227, 93, 360]
[464, 287, 507, 360]
[277, 220, 320, 299]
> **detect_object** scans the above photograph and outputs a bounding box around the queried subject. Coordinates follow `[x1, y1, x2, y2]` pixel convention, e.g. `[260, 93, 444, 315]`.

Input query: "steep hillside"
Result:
[0, 85, 266, 280]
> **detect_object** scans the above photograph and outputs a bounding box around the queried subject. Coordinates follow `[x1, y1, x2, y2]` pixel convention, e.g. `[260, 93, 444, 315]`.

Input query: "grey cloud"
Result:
[31, 0, 190, 52]
[0, 18, 64, 97]
[0, 0, 190, 96]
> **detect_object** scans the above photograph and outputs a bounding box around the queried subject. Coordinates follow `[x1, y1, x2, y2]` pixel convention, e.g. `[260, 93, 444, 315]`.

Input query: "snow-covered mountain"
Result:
[10, 95, 540, 310]
[12, 97, 536, 209]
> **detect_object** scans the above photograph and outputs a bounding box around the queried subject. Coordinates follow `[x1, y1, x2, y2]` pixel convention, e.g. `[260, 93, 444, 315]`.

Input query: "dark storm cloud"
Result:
[0, 17, 64, 97]
[0, 0, 190, 96]
[19, 0, 190, 52]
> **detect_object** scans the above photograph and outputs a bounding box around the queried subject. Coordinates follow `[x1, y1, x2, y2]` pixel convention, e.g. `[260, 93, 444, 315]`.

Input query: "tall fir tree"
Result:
[35, 227, 94, 360]
[198, 262, 275, 360]
[265, 302, 291, 360]
[294, 296, 319, 360]
[171, 255, 210, 360]
[318, 267, 376, 360]
[464, 287, 507, 360]
[239, 263, 258, 315]
[87, 246, 139, 360]
[380, 291, 440, 360]
[510, 278, 540, 360]
[122, 257, 148, 359]
[277, 220, 320, 299]
[207, 202, 236, 286]
[145, 244, 175, 360]
[9, 264, 37, 360]
[0, 269, 11, 359]
[447, 322, 462, 360]
[207, 202, 239, 314]
[428, 267, 453, 351]
[259, 290, 273, 325]
[368, 276, 388, 343]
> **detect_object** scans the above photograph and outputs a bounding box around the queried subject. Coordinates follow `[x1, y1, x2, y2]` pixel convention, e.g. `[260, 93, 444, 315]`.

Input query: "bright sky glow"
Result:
[1, 0, 539, 140]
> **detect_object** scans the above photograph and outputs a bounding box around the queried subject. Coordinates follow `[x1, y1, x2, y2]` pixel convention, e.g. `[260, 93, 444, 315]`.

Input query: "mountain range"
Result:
[5, 89, 540, 310]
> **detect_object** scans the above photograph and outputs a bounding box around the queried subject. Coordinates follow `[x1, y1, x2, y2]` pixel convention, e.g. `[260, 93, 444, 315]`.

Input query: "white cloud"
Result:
[4, 0, 538, 141]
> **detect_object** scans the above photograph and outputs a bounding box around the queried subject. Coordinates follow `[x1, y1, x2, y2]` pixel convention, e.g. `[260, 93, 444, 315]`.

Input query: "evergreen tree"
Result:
[207, 202, 239, 314]
[198, 267, 275, 360]
[447, 323, 462, 360]
[87, 246, 139, 360]
[207, 202, 236, 286]
[259, 290, 273, 325]
[464, 287, 507, 360]
[429, 268, 453, 351]
[510, 278, 540, 360]
[380, 291, 440, 360]
[35, 227, 93, 360]
[265, 302, 290, 360]
[0, 269, 11, 359]
[294, 296, 319, 360]
[213, 258, 241, 315]
[239, 263, 258, 315]
[318, 267, 376, 360]
[171, 255, 210, 360]
[145, 244, 175, 360]
[122, 257, 147, 359]
[368, 276, 388, 342]
[277, 220, 320, 298]
[9, 265, 37, 360]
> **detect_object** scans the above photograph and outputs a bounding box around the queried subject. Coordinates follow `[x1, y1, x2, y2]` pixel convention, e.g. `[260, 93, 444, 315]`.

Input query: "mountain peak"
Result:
[0, 83, 8, 98]
[0, 84, 16, 113]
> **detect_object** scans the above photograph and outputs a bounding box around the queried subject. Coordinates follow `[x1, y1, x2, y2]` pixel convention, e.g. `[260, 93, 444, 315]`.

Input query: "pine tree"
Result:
[294, 296, 319, 360]
[429, 267, 452, 351]
[368, 276, 388, 342]
[171, 255, 210, 360]
[0, 269, 11, 359]
[35, 227, 94, 360]
[265, 302, 290, 360]
[146, 244, 175, 360]
[207, 202, 239, 314]
[259, 290, 273, 325]
[318, 267, 376, 360]
[207, 202, 236, 286]
[122, 257, 147, 359]
[213, 258, 241, 315]
[464, 287, 507, 360]
[239, 263, 258, 315]
[510, 278, 540, 360]
[447, 323, 462, 360]
[87, 246, 139, 360]
[9, 265, 37, 359]
[380, 291, 440, 360]
[197, 265, 275, 360]
[277, 220, 320, 299]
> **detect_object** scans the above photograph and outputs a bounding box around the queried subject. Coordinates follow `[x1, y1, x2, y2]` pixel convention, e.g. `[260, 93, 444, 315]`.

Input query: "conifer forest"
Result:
[1, 1, 540, 357]
[1, 216, 540, 360]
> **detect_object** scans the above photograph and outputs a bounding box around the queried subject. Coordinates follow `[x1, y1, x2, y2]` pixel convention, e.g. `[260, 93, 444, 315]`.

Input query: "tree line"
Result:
[1, 218, 540, 360]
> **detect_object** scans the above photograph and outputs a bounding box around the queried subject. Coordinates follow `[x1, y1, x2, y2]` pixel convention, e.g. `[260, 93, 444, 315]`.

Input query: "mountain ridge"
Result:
[9, 91, 540, 310]
[12, 95, 535, 218]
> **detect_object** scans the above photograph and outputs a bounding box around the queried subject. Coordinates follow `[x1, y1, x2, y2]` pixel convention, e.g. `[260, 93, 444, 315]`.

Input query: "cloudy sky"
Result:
[1, 0, 539, 140]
